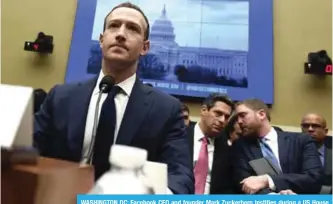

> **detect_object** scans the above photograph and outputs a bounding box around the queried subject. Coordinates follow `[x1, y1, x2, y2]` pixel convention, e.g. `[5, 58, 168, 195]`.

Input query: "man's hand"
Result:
[279, 189, 296, 195]
[240, 175, 268, 194]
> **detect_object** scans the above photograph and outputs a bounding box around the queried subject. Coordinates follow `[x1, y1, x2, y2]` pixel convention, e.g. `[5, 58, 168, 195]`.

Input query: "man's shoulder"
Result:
[147, 85, 181, 107]
[50, 78, 96, 95]
[51, 82, 77, 93]
[279, 131, 311, 140]
[233, 136, 253, 148]
[324, 136, 332, 149]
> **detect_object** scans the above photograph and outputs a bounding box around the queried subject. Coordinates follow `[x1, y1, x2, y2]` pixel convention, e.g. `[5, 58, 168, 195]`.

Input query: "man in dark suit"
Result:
[233, 99, 323, 194]
[33, 2, 194, 194]
[301, 113, 332, 194]
[186, 93, 236, 194]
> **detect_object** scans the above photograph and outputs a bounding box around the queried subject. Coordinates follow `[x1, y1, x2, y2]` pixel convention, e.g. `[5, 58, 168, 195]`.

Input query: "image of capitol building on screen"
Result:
[88, 0, 249, 88]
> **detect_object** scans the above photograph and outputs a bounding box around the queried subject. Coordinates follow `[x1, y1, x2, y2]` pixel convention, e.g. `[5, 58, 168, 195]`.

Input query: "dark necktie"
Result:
[92, 85, 122, 180]
[259, 138, 281, 170]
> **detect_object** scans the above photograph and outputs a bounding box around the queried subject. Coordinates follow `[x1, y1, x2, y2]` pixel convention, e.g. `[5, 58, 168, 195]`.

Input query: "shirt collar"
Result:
[93, 70, 136, 96]
[194, 122, 214, 145]
[262, 127, 278, 142]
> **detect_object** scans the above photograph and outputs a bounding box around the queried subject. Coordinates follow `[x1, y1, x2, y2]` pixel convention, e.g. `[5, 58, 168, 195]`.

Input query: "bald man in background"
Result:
[301, 113, 332, 194]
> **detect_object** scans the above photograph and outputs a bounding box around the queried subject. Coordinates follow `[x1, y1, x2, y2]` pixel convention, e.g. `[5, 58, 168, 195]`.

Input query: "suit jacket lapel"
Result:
[277, 132, 288, 172]
[248, 138, 263, 159]
[68, 77, 97, 161]
[116, 78, 152, 145]
[187, 124, 195, 163]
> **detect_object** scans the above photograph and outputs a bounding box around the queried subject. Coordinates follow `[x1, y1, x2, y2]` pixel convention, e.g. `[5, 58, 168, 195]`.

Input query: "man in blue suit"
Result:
[33, 2, 194, 194]
[232, 99, 323, 194]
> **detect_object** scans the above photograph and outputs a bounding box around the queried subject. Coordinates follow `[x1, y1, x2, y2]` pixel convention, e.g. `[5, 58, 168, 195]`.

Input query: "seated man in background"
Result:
[301, 113, 332, 194]
[187, 93, 237, 194]
[233, 99, 323, 194]
[181, 103, 195, 128]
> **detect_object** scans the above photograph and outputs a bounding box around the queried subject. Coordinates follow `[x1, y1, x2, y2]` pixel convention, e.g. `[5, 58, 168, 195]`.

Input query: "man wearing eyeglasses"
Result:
[301, 113, 332, 194]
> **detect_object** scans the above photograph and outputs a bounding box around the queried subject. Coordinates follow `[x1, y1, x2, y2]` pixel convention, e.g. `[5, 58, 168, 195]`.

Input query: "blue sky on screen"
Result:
[92, 0, 249, 51]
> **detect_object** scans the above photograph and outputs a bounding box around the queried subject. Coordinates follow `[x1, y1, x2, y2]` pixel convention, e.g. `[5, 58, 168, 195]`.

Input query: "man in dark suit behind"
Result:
[233, 99, 323, 194]
[186, 93, 236, 194]
[33, 2, 193, 194]
[181, 103, 195, 128]
[301, 113, 332, 193]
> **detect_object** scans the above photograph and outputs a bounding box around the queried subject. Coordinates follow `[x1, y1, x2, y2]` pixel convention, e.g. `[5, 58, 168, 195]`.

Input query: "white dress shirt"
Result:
[262, 127, 280, 190]
[82, 71, 136, 157]
[193, 122, 215, 194]
[81, 71, 174, 194]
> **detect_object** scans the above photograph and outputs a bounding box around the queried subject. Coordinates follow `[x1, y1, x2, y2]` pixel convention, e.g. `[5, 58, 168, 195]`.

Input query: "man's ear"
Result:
[257, 109, 266, 120]
[99, 33, 103, 49]
[140, 40, 150, 56]
[324, 128, 328, 135]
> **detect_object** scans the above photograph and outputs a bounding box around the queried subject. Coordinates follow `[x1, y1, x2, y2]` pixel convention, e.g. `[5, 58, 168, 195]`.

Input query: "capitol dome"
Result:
[150, 4, 177, 45]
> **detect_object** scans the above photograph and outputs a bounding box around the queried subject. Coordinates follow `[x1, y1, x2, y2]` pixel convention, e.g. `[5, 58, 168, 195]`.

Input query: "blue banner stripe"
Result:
[77, 195, 332, 204]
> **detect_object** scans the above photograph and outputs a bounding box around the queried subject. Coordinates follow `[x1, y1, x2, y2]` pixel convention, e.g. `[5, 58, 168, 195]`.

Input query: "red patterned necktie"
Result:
[194, 136, 209, 194]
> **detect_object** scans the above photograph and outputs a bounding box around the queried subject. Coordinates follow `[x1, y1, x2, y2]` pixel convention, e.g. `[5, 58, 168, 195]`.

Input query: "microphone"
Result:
[80, 75, 115, 165]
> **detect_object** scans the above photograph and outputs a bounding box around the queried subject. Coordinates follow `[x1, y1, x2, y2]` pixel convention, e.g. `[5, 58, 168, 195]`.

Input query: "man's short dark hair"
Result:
[181, 103, 190, 113]
[236, 98, 271, 121]
[102, 2, 150, 41]
[223, 114, 238, 135]
[202, 93, 234, 111]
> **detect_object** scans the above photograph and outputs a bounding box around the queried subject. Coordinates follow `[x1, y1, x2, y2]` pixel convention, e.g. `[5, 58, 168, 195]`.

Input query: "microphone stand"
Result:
[80, 86, 107, 165]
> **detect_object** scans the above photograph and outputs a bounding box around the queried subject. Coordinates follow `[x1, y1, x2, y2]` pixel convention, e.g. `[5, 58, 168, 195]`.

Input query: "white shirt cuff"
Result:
[265, 174, 276, 191]
[166, 188, 174, 194]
